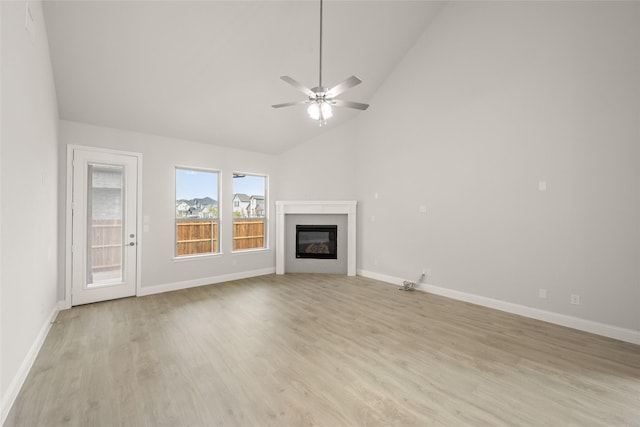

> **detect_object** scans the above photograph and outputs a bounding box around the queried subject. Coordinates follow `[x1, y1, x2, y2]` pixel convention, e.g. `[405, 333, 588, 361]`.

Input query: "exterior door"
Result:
[71, 148, 139, 305]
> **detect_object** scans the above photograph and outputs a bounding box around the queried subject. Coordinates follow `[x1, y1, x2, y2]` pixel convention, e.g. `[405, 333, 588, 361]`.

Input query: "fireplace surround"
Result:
[275, 201, 356, 276]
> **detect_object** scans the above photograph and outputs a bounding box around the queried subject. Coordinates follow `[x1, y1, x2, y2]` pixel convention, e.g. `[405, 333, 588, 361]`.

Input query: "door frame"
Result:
[64, 145, 143, 309]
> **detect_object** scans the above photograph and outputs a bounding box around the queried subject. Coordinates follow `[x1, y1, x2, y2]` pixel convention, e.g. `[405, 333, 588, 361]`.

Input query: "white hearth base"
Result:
[275, 201, 357, 276]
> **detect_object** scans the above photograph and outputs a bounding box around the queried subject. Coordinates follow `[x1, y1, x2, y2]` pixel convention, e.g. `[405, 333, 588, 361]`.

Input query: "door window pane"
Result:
[87, 163, 124, 286]
[175, 168, 219, 256]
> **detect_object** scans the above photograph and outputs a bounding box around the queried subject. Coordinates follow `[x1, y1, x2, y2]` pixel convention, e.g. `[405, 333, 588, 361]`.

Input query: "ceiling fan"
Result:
[272, 0, 369, 125]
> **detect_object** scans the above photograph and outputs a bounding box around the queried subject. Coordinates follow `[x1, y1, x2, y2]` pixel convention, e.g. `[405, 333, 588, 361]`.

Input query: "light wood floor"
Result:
[6, 274, 640, 426]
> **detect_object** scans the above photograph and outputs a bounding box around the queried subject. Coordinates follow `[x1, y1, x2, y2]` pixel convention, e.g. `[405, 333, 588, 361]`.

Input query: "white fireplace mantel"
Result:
[275, 201, 357, 276]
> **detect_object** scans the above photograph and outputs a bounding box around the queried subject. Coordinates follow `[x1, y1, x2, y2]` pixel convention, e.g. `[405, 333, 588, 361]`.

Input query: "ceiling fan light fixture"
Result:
[307, 101, 333, 121]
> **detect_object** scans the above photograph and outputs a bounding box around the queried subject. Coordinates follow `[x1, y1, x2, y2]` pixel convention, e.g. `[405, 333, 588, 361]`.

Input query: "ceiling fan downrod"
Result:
[318, 0, 323, 89]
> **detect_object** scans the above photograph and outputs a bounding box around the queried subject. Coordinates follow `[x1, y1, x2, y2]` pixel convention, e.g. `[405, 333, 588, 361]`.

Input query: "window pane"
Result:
[175, 168, 219, 256]
[233, 174, 266, 250]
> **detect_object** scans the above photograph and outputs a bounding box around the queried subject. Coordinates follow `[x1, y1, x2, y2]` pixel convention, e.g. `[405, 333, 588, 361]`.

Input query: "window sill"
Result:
[173, 252, 224, 262]
[231, 248, 270, 255]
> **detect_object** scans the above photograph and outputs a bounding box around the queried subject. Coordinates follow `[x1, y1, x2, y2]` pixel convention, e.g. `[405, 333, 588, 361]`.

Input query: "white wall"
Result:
[58, 120, 278, 298]
[355, 1, 640, 332]
[1, 0, 59, 420]
[277, 122, 357, 201]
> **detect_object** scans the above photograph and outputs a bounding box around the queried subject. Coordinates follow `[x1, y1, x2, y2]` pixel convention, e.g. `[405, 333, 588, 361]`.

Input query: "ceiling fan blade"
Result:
[280, 76, 315, 97]
[331, 99, 369, 111]
[271, 100, 308, 109]
[326, 75, 362, 98]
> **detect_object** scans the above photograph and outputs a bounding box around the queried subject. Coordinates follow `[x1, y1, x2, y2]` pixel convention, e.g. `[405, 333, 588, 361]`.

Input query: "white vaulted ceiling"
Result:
[43, 1, 443, 154]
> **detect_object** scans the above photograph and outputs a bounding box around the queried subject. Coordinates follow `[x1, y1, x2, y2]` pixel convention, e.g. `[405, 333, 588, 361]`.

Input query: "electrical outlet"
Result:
[538, 288, 547, 299]
[570, 294, 580, 305]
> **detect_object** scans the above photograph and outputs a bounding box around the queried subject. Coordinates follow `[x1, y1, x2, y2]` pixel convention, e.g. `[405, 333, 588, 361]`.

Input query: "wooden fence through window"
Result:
[176, 219, 218, 256]
[175, 218, 265, 255]
[233, 219, 265, 251]
[90, 219, 265, 265]
[90, 219, 123, 282]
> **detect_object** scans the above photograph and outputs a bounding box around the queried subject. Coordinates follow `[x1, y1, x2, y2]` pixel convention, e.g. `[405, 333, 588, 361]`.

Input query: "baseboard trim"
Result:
[357, 269, 640, 346]
[137, 267, 276, 297]
[1, 304, 60, 425]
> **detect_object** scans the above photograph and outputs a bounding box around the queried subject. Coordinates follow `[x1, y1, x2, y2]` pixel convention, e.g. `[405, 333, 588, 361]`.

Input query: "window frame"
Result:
[174, 166, 221, 259]
[231, 172, 268, 253]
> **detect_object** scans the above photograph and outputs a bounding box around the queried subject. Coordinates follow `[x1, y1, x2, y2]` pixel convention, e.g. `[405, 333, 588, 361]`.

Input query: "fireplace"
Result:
[275, 201, 356, 276]
[296, 225, 337, 259]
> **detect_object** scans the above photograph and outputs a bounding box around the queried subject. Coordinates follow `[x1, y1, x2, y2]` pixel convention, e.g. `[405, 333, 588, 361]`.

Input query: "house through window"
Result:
[232, 173, 267, 251]
[175, 167, 219, 256]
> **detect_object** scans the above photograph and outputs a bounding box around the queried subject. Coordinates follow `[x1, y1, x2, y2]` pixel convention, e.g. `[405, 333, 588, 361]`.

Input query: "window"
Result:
[232, 173, 267, 251]
[175, 167, 219, 256]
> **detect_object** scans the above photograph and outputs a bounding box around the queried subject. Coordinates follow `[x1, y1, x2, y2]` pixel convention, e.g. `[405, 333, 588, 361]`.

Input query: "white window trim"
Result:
[175, 166, 221, 257]
[232, 172, 268, 251]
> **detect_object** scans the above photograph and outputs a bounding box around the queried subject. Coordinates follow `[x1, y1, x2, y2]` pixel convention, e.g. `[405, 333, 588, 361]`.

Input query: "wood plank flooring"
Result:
[5, 274, 640, 426]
